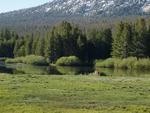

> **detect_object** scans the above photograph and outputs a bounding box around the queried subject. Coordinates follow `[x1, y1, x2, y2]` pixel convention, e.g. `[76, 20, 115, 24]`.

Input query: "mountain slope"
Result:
[39, 0, 150, 16]
[0, 0, 150, 30]
[1, 0, 150, 17]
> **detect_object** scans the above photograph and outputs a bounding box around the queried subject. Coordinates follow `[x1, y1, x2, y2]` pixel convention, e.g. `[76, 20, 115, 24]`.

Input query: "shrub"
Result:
[125, 57, 137, 69]
[134, 59, 150, 70]
[5, 57, 24, 63]
[5, 55, 48, 66]
[0, 57, 7, 62]
[115, 57, 137, 69]
[95, 57, 150, 70]
[96, 58, 116, 68]
[56, 56, 82, 66]
[114, 59, 122, 68]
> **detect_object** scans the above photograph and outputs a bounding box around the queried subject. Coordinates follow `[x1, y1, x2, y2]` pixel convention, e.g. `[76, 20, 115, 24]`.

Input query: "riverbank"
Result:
[0, 73, 150, 113]
[5, 55, 48, 66]
[96, 57, 150, 69]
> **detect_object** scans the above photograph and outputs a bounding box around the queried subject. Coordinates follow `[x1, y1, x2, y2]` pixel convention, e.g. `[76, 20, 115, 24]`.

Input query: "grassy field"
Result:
[0, 74, 150, 113]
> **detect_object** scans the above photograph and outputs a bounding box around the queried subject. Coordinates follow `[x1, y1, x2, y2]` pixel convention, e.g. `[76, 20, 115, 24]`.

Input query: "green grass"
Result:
[0, 57, 7, 62]
[5, 55, 48, 66]
[56, 56, 82, 66]
[96, 57, 150, 69]
[0, 73, 150, 113]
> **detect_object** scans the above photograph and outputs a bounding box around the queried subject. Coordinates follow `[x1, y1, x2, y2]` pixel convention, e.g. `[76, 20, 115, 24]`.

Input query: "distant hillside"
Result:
[0, 0, 150, 33]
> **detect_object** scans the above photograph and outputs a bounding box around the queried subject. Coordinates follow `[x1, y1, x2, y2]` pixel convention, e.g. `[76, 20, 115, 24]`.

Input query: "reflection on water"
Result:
[56, 66, 94, 75]
[95, 68, 150, 77]
[0, 62, 94, 75]
[0, 62, 150, 76]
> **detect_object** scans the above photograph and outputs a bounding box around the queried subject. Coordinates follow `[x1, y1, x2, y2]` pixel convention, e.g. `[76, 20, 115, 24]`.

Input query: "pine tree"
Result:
[31, 37, 38, 55]
[44, 31, 51, 58]
[100, 28, 112, 58]
[112, 22, 124, 58]
[131, 18, 147, 58]
[77, 34, 87, 61]
[13, 37, 25, 57]
[25, 34, 33, 56]
[18, 45, 25, 57]
[112, 22, 133, 58]
[35, 37, 45, 56]
[49, 29, 63, 63]
[121, 23, 133, 58]
[4, 29, 11, 40]
[146, 19, 150, 57]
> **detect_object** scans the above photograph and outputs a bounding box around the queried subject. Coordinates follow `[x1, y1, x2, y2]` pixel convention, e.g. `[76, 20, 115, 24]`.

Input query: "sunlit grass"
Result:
[5, 55, 48, 66]
[0, 73, 150, 113]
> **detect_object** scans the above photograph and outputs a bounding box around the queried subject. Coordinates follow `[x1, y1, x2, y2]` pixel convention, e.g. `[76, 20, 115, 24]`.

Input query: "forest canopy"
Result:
[0, 18, 150, 63]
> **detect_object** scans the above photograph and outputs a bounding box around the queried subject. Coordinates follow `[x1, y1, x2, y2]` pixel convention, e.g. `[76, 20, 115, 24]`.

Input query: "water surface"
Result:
[0, 62, 94, 75]
[0, 62, 150, 76]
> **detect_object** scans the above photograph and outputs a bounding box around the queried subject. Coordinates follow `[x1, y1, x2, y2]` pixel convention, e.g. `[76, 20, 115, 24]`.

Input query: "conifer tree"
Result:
[35, 37, 45, 56]
[77, 34, 87, 61]
[49, 29, 63, 63]
[112, 22, 133, 58]
[112, 21, 124, 58]
[131, 18, 147, 58]
[25, 34, 33, 55]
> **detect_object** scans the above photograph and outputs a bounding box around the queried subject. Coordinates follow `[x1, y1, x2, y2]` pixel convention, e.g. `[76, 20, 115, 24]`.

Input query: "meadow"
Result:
[0, 73, 150, 113]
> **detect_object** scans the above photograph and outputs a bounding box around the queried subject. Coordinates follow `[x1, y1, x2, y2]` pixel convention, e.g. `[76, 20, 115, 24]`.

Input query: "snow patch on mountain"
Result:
[39, 0, 150, 16]
[143, 1, 150, 13]
[1, 0, 150, 18]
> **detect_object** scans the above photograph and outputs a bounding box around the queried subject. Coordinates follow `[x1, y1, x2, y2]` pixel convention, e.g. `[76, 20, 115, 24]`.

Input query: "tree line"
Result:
[0, 18, 150, 63]
[112, 18, 150, 58]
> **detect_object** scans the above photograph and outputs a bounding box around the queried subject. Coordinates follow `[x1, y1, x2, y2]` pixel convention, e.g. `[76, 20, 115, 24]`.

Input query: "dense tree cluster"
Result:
[0, 18, 150, 63]
[0, 21, 112, 63]
[0, 29, 18, 57]
[112, 18, 150, 58]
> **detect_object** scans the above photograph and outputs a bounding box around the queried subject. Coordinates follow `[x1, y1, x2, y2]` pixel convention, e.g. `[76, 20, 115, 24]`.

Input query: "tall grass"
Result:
[134, 59, 150, 70]
[96, 57, 150, 70]
[95, 58, 116, 68]
[5, 55, 48, 66]
[56, 56, 82, 66]
[0, 57, 7, 62]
